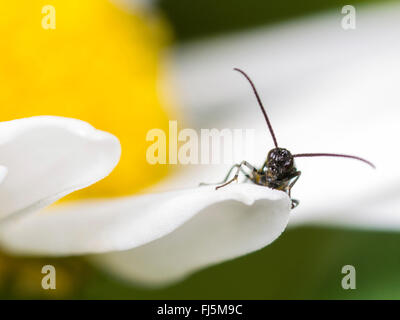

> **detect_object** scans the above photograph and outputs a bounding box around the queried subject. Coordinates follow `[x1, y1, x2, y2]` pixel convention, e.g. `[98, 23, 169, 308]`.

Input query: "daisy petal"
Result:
[0, 116, 120, 222]
[0, 184, 290, 285]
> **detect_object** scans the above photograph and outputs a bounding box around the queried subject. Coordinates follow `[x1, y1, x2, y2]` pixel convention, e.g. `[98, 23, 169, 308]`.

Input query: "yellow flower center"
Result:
[0, 0, 174, 199]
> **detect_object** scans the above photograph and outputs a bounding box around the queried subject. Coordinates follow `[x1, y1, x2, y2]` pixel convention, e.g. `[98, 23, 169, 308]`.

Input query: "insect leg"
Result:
[241, 160, 257, 172]
[291, 199, 299, 209]
[199, 164, 240, 186]
[215, 161, 255, 190]
[287, 171, 301, 209]
[200, 161, 255, 186]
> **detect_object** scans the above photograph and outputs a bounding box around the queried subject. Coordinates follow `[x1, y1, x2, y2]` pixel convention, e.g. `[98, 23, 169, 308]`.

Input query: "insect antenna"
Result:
[293, 153, 375, 169]
[234, 68, 278, 148]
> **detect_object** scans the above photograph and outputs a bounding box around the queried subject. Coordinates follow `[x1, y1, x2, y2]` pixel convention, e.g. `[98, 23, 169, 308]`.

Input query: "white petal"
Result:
[0, 116, 121, 223]
[165, 3, 400, 229]
[0, 184, 290, 284]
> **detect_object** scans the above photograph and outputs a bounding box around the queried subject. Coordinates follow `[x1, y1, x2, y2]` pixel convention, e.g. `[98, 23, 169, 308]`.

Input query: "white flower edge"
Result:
[0, 116, 121, 223]
[0, 184, 290, 285]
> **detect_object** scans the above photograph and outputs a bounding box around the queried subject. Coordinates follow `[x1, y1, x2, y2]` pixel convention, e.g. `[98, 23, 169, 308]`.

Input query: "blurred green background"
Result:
[3, 226, 400, 299]
[1, 0, 398, 299]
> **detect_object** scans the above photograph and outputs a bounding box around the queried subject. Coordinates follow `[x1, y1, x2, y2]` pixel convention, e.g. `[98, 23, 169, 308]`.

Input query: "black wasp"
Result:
[206, 68, 375, 209]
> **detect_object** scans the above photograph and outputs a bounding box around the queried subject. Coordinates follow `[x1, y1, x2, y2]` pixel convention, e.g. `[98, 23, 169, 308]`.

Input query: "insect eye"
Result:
[284, 158, 293, 168]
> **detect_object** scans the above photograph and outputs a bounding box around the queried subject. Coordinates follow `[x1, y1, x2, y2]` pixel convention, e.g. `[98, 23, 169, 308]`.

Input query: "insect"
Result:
[207, 68, 375, 209]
